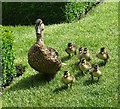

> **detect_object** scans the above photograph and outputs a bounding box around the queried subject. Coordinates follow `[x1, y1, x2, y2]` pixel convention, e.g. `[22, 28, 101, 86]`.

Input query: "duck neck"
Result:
[36, 31, 44, 47]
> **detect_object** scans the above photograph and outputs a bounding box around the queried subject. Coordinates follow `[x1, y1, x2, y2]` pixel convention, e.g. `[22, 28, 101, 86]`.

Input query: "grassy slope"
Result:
[2, 2, 118, 107]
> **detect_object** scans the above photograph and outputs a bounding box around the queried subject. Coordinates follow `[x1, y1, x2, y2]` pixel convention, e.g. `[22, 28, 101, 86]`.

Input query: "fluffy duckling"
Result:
[65, 42, 77, 57]
[78, 47, 84, 60]
[62, 70, 75, 88]
[90, 64, 102, 81]
[82, 47, 92, 61]
[78, 58, 91, 75]
[96, 47, 109, 64]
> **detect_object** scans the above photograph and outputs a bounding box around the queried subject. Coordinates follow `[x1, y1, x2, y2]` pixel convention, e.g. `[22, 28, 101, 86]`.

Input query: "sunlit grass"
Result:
[2, 2, 118, 107]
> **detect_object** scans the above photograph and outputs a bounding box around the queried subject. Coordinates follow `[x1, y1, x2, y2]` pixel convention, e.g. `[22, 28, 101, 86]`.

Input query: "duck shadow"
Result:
[53, 85, 68, 94]
[10, 73, 51, 91]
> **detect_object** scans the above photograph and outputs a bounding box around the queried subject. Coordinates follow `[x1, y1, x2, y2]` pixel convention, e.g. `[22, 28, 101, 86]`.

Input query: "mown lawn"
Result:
[2, 2, 118, 107]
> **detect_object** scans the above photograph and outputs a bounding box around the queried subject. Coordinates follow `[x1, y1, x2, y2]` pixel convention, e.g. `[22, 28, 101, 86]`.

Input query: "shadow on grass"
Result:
[10, 73, 51, 91]
[61, 56, 70, 62]
[53, 85, 68, 94]
[83, 78, 100, 86]
[97, 61, 106, 67]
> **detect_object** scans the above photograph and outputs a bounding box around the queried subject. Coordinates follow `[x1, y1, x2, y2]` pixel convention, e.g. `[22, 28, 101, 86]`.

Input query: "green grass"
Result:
[2, 2, 118, 107]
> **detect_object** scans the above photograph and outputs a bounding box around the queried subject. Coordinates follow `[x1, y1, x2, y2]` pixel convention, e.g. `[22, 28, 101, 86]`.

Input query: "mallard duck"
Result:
[78, 47, 84, 60]
[62, 70, 75, 88]
[28, 19, 62, 80]
[78, 58, 91, 75]
[65, 42, 77, 57]
[90, 64, 102, 81]
[96, 47, 109, 64]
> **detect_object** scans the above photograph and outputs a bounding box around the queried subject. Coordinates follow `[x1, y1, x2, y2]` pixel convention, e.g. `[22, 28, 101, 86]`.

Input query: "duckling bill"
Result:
[65, 42, 77, 57]
[62, 70, 75, 88]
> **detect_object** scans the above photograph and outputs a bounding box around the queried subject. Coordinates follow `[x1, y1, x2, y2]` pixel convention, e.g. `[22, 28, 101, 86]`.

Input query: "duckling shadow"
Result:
[61, 56, 70, 62]
[83, 79, 99, 86]
[97, 61, 106, 67]
[10, 73, 51, 91]
[53, 85, 68, 94]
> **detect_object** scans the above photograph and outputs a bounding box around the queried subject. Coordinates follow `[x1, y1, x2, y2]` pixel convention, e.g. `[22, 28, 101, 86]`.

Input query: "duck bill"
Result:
[36, 26, 41, 35]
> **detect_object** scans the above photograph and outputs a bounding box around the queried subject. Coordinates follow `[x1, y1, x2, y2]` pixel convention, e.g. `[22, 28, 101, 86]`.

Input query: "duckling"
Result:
[62, 70, 75, 88]
[65, 42, 77, 57]
[78, 58, 91, 75]
[82, 47, 92, 61]
[78, 47, 84, 60]
[96, 47, 109, 65]
[90, 64, 102, 82]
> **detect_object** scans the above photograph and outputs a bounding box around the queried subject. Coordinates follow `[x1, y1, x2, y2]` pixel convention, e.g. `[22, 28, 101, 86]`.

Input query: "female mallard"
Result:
[65, 42, 77, 57]
[96, 47, 109, 64]
[62, 70, 75, 88]
[78, 58, 91, 75]
[28, 19, 62, 80]
[90, 64, 102, 81]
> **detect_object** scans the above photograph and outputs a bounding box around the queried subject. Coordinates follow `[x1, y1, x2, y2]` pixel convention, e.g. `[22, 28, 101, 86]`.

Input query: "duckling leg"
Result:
[97, 77, 100, 82]
[81, 71, 85, 76]
[91, 74, 94, 81]
[104, 60, 107, 65]
[74, 50, 77, 55]
[70, 82, 73, 88]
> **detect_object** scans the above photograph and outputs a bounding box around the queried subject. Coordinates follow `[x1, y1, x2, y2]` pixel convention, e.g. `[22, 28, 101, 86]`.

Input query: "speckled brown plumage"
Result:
[28, 19, 62, 79]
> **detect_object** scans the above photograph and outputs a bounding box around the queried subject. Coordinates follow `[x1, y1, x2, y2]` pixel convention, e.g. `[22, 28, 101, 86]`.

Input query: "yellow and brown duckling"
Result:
[82, 47, 92, 61]
[78, 47, 92, 61]
[90, 64, 102, 82]
[78, 58, 91, 75]
[62, 70, 75, 88]
[96, 47, 110, 65]
[78, 47, 84, 60]
[65, 42, 77, 57]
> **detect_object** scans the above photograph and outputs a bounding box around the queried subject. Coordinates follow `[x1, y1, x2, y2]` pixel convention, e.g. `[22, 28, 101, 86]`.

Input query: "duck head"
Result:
[100, 47, 106, 53]
[83, 47, 88, 54]
[35, 19, 44, 35]
[79, 47, 84, 53]
[81, 58, 86, 64]
[68, 42, 73, 47]
[64, 70, 70, 78]
[94, 64, 99, 71]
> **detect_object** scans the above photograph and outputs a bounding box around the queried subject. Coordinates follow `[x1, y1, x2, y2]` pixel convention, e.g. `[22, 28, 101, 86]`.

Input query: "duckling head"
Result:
[64, 70, 70, 78]
[83, 47, 89, 54]
[100, 47, 106, 53]
[94, 64, 100, 71]
[79, 47, 84, 53]
[67, 43, 72, 48]
[80, 58, 86, 64]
